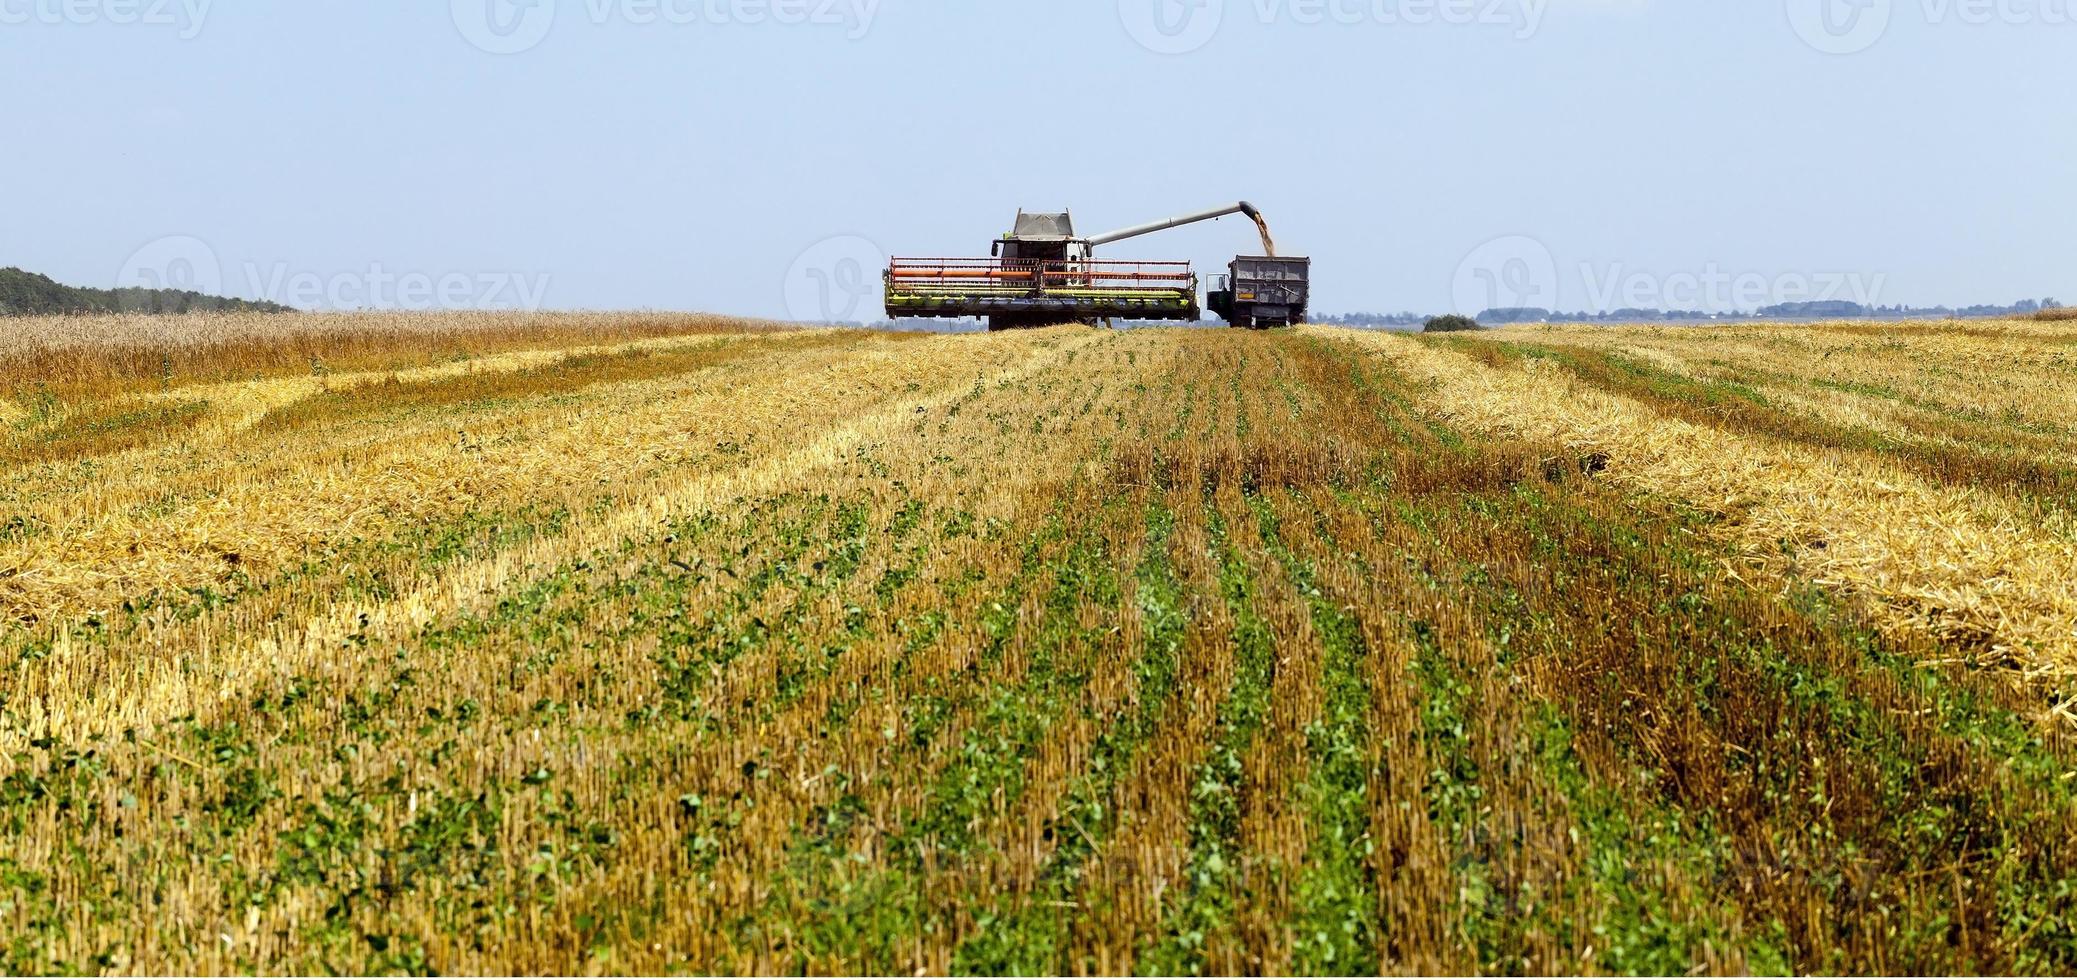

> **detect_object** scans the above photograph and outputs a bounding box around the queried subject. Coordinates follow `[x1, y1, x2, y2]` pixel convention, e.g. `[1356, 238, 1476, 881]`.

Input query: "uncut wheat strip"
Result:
[0, 310, 794, 412]
[1352, 329, 2077, 690]
[128, 330, 782, 442]
[0, 310, 789, 360]
[5, 330, 1101, 750]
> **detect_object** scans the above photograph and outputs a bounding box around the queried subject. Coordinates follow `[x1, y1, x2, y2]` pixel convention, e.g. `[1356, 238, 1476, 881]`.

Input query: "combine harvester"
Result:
[884, 202, 1310, 331]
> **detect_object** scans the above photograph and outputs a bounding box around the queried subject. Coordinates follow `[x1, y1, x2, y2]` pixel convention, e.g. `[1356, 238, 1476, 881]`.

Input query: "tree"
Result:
[1423, 314, 1481, 333]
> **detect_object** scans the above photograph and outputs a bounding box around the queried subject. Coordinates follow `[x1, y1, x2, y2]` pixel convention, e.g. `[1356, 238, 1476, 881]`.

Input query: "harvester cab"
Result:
[992, 211, 1089, 263]
[884, 201, 1308, 332]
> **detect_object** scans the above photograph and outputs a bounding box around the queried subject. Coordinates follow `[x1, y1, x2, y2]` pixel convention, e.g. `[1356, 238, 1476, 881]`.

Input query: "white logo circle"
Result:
[1452, 236, 1558, 319]
[1787, 0, 1892, 54]
[784, 235, 887, 324]
[1119, 0, 1224, 55]
[117, 236, 223, 311]
[452, 0, 556, 55]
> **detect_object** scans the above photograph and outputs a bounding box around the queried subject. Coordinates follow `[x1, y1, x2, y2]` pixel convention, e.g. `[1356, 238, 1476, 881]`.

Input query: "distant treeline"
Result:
[1309, 312, 1429, 327]
[1465, 298, 2064, 325]
[0, 267, 292, 316]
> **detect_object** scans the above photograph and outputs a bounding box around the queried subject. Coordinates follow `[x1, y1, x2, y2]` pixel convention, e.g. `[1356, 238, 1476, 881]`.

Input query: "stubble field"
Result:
[3, 313, 2075, 975]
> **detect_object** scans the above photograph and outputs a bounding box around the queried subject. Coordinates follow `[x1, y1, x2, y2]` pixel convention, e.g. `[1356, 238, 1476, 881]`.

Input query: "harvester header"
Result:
[884, 257, 1200, 330]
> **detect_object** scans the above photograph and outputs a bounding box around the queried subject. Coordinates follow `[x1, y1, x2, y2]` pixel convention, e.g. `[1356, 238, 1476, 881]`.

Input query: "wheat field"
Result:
[3, 313, 2074, 975]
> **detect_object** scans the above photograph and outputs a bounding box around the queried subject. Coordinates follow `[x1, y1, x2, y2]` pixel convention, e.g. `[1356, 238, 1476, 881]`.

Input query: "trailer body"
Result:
[1209, 255, 1311, 328]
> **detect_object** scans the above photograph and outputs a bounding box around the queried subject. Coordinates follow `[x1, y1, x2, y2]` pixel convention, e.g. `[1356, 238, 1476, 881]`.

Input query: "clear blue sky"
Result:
[4, 1, 2071, 318]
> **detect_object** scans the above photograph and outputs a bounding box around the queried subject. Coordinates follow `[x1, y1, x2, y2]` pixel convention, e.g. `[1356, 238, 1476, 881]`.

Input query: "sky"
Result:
[3, 0, 2072, 320]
